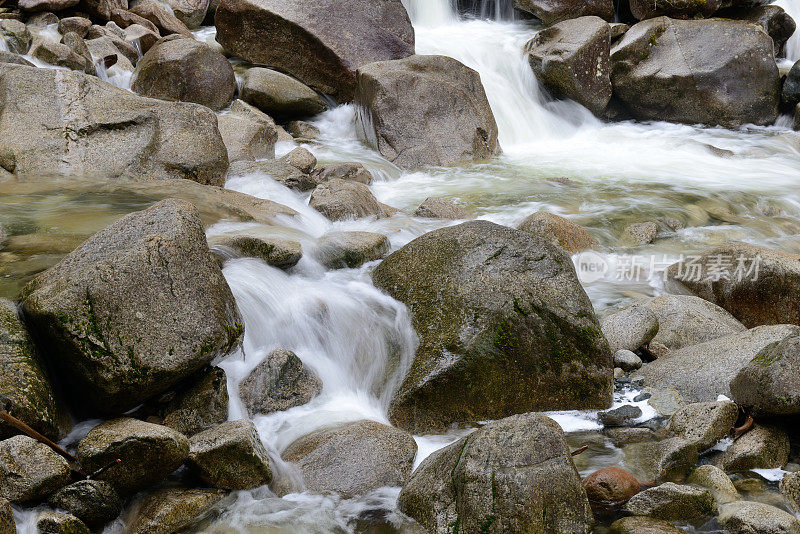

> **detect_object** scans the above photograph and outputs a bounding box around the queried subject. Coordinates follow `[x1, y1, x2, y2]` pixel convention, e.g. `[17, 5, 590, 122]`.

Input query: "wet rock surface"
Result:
[283, 420, 417, 497]
[373, 220, 613, 433]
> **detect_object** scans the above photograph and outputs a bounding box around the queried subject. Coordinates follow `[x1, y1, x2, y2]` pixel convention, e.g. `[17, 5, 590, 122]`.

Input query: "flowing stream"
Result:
[5, 0, 800, 531]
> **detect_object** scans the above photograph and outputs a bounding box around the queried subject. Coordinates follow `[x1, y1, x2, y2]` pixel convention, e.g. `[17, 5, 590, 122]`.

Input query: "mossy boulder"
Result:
[398, 413, 592, 533]
[730, 335, 800, 416]
[48, 480, 121, 528]
[21, 199, 242, 414]
[714, 423, 789, 473]
[611, 18, 780, 128]
[717, 501, 800, 534]
[667, 401, 738, 450]
[0, 298, 70, 441]
[124, 487, 226, 534]
[634, 325, 800, 403]
[36, 511, 90, 534]
[373, 220, 613, 433]
[158, 366, 229, 437]
[76, 418, 190, 496]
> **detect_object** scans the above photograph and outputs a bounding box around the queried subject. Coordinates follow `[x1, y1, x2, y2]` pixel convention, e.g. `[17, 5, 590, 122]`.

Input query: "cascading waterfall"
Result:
[776, 0, 800, 63]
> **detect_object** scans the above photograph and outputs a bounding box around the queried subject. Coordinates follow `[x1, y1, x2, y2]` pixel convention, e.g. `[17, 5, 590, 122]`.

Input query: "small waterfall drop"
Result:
[776, 0, 800, 63]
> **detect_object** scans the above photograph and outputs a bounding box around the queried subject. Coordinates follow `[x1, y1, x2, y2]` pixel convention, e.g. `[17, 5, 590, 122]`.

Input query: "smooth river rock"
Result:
[132, 35, 236, 111]
[282, 420, 417, 497]
[21, 199, 243, 413]
[517, 211, 598, 254]
[188, 420, 272, 490]
[239, 349, 321, 417]
[373, 220, 613, 433]
[355, 54, 500, 169]
[214, 0, 414, 101]
[77, 418, 189, 495]
[398, 413, 592, 533]
[124, 487, 227, 534]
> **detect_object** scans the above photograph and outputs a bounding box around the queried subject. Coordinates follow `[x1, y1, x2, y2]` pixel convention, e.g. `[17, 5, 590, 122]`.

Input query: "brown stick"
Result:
[0, 410, 80, 465]
[87, 458, 120, 480]
[731, 414, 754, 440]
[571, 445, 589, 456]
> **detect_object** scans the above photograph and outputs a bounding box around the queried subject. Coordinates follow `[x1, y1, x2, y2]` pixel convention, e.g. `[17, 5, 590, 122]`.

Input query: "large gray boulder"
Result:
[0, 435, 71, 504]
[639, 295, 746, 351]
[373, 221, 613, 434]
[21, 199, 243, 413]
[315, 231, 390, 269]
[282, 420, 417, 497]
[309, 179, 386, 221]
[76, 418, 189, 495]
[188, 420, 272, 490]
[526, 16, 612, 115]
[666, 244, 800, 328]
[622, 437, 699, 484]
[214, 0, 414, 101]
[240, 67, 327, 121]
[0, 65, 228, 185]
[1, 299, 70, 442]
[730, 335, 800, 416]
[723, 5, 797, 58]
[36, 511, 90, 534]
[239, 349, 321, 417]
[717, 501, 800, 534]
[355, 55, 500, 169]
[634, 325, 800, 402]
[129, 2, 192, 36]
[398, 413, 592, 533]
[132, 36, 236, 111]
[513, 0, 613, 25]
[0, 20, 31, 55]
[610, 17, 780, 128]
